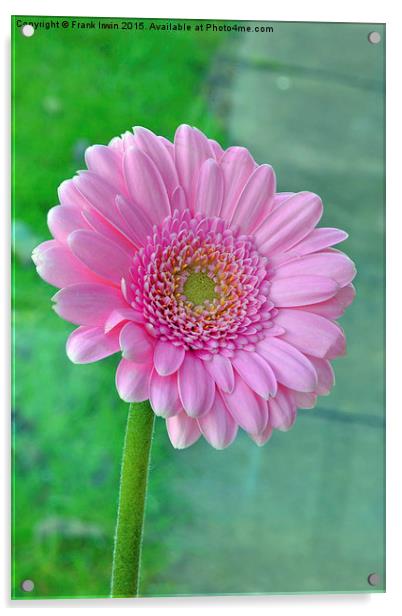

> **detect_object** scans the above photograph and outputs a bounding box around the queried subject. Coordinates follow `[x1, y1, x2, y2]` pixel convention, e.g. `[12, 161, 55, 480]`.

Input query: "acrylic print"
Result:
[12, 17, 385, 599]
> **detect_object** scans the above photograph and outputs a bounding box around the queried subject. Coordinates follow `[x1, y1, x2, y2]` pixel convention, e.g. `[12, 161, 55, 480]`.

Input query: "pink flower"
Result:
[32, 125, 356, 449]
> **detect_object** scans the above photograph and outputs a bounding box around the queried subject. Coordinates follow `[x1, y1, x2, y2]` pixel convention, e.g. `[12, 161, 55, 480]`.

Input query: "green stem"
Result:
[111, 401, 155, 598]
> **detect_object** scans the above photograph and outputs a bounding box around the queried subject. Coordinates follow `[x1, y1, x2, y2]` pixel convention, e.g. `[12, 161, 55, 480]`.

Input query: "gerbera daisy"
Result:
[32, 124, 356, 449]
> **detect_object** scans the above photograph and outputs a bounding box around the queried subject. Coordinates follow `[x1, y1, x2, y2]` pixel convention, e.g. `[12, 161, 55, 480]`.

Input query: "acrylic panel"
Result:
[12, 16, 385, 599]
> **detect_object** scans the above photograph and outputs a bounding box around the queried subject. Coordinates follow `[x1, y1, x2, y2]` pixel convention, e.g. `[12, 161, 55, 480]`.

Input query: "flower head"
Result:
[32, 125, 356, 449]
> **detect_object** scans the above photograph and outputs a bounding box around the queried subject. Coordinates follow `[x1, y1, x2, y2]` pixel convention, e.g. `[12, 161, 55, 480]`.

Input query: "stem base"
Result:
[111, 401, 155, 598]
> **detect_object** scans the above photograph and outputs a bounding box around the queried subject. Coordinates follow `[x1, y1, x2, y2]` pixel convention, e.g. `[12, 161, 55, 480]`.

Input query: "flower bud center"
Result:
[182, 270, 217, 306]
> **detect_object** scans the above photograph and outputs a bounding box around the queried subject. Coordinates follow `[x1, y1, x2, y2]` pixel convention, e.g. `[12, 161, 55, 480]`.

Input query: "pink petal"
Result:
[166, 412, 202, 449]
[58, 178, 90, 209]
[123, 146, 171, 223]
[203, 354, 235, 393]
[119, 322, 154, 362]
[197, 391, 237, 449]
[149, 370, 182, 418]
[269, 387, 297, 430]
[270, 275, 339, 307]
[154, 340, 185, 376]
[250, 423, 273, 446]
[85, 144, 125, 194]
[220, 146, 256, 220]
[158, 135, 175, 159]
[306, 355, 335, 395]
[256, 192, 323, 255]
[258, 336, 318, 392]
[171, 186, 187, 213]
[232, 350, 277, 399]
[299, 284, 356, 319]
[108, 136, 124, 153]
[231, 164, 276, 233]
[68, 229, 132, 286]
[195, 158, 224, 217]
[133, 126, 178, 198]
[178, 353, 215, 417]
[104, 307, 145, 333]
[293, 391, 317, 409]
[81, 206, 136, 253]
[31, 239, 54, 253]
[32, 241, 98, 288]
[275, 309, 346, 359]
[174, 124, 214, 208]
[52, 283, 127, 326]
[115, 358, 151, 402]
[115, 194, 153, 248]
[121, 131, 135, 149]
[66, 325, 121, 364]
[223, 375, 268, 434]
[264, 324, 287, 337]
[47, 205, 87, 243]
[280, 227, 349, 261]
[325, 325, 346, 359]
[273, 252, 356, 288]
[208, 138, 224, 160]
[73, 171, 135, 245]
[271, 192, 294, 210]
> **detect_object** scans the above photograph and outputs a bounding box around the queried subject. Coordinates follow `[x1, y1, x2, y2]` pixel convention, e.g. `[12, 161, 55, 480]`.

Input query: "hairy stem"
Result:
[111, 401, 155, 598]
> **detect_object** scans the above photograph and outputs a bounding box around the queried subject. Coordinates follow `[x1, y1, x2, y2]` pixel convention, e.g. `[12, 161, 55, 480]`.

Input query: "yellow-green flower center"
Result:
[183, 270, 217, 305]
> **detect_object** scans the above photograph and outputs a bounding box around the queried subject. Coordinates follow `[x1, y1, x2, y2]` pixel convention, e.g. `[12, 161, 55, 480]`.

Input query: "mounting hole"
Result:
[21, 579, 34, 592]
[367, 572, 379, 587]
[368, 31, 381, 44]
[21, 24, 35, 37]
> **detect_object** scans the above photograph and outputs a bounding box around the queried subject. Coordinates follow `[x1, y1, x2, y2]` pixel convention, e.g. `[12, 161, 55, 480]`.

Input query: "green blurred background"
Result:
[12, 17, 385, 599]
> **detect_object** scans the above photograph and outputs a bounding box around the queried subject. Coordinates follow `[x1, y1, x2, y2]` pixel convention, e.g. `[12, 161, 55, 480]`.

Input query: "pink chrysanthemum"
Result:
[32, 125, 356, 449]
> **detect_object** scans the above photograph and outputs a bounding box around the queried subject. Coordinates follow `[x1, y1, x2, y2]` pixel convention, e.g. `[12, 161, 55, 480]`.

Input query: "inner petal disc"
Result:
[183, 270, 217, 305]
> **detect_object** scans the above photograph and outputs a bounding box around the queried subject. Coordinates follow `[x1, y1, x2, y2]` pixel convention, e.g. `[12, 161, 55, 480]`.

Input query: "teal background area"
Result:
[12, 18, 385, 599]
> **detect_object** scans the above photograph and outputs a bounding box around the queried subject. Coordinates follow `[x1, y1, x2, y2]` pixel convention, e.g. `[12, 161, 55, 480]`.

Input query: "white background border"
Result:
[2, 0, 401, 613]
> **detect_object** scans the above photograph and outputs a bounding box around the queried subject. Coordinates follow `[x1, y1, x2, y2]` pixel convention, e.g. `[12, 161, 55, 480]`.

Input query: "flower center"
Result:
[182, 270, 217, 306]
[129, 210, 276, 356]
